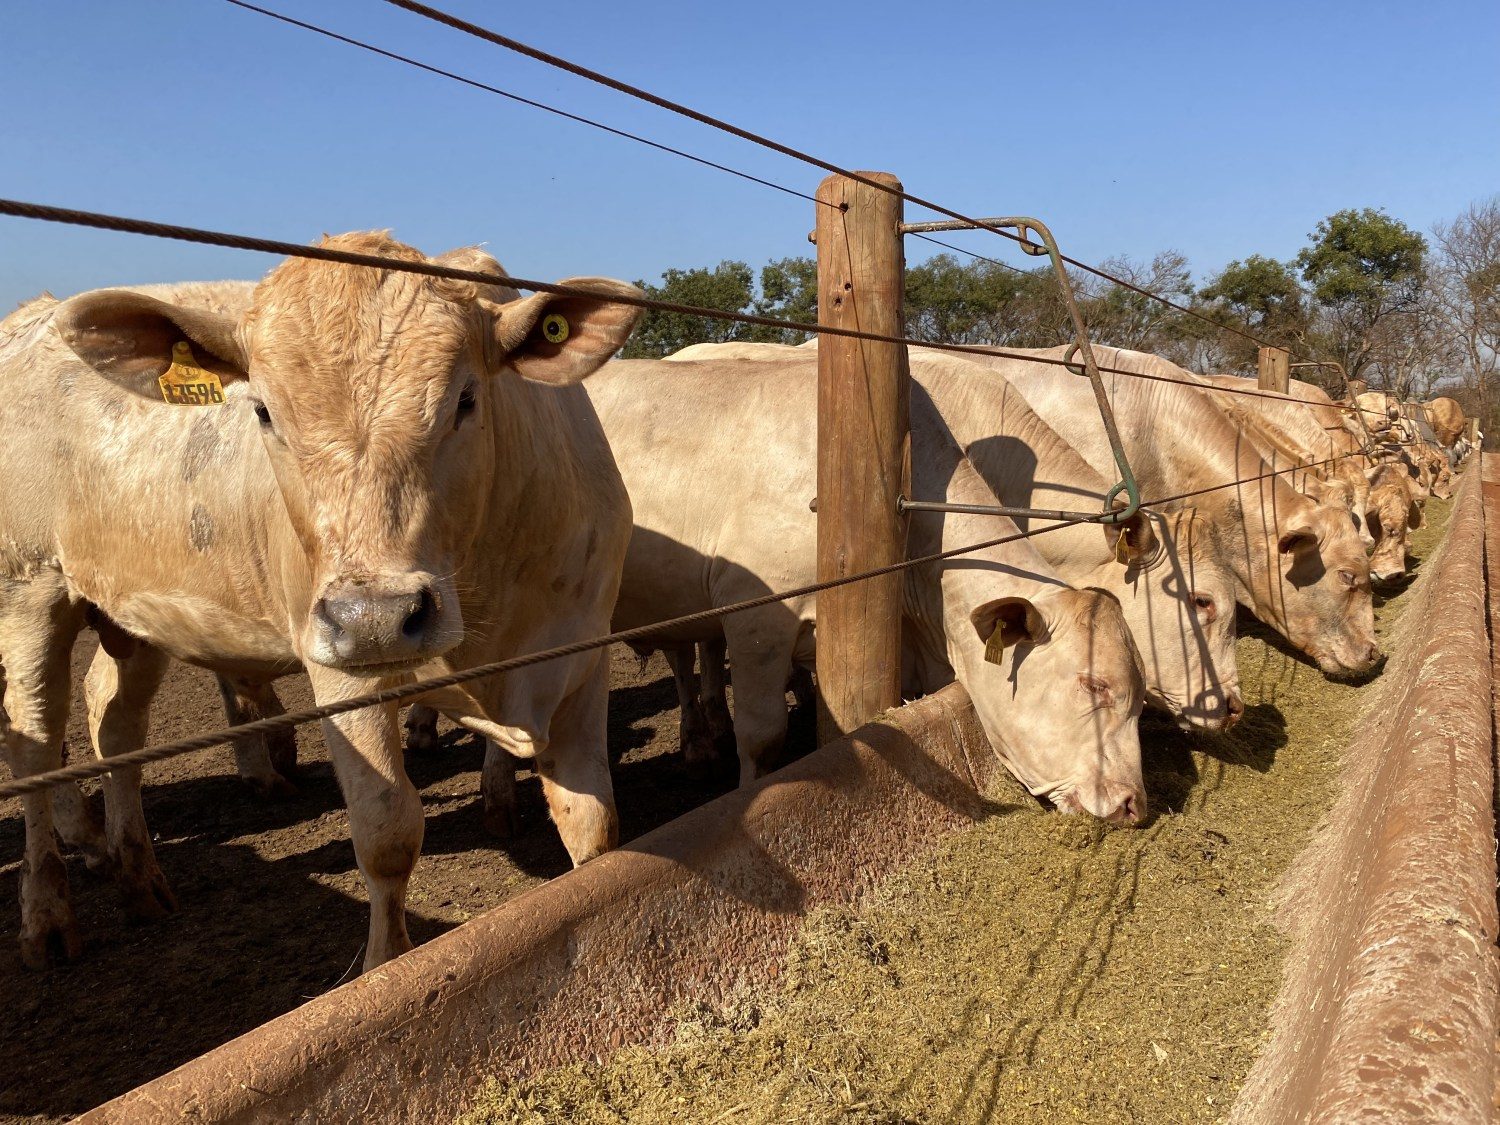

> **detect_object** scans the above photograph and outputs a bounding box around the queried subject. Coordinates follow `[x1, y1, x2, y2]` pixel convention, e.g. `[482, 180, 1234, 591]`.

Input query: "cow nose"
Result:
[314, 584, 436, 664]
[1225, 691, 1245, 728]
[1103, 790, 1145, 826]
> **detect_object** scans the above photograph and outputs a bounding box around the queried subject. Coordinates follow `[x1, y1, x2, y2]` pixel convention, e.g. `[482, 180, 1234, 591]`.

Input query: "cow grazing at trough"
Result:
[1422, 397, 1466, 449]
[944, 345, 1382, 679]
[1363, 463, 1423, 583]
[0, 236, 641, 970]
[659, 341, 1243, 731]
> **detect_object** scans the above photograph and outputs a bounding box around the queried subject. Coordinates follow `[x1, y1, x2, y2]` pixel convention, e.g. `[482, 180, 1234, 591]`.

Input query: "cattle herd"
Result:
[0, 235, 1473, 977]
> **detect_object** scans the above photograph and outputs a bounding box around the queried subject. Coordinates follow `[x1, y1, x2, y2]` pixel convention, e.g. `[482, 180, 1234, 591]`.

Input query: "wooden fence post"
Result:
[814, 171, 910, 743]
[1257, 346, 1290, 394]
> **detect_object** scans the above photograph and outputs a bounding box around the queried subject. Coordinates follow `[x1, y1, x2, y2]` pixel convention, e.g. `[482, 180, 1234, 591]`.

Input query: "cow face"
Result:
[55, 234, 641, 673]
[1100, 509, 1241, 731]
[968, 588, 1147, 824]
[1363, 469, 1419, 584]
[1274, 501, 1381, 677]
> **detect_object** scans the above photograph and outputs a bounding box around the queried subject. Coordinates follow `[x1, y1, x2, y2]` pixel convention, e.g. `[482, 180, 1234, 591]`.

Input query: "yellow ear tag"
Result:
[158, 341, 225, 407]
[1115, 528, 1131, 564]
[541, 313, 570, 344]
[984, 628, 1009, 666]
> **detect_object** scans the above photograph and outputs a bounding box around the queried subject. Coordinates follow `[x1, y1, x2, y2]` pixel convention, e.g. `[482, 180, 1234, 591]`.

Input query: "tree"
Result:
[753, 257, 818, 343]
[1197, 255, 1308, 374]
[621, 260, 757, 358]
[1430, 197, 1500, 436]
[903, 254, 1035, 345]
[1295, 208, 1427, 380]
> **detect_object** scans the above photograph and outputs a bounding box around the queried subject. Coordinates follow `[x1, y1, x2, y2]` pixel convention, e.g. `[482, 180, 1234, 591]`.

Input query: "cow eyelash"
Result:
[455, 385, 477, 427]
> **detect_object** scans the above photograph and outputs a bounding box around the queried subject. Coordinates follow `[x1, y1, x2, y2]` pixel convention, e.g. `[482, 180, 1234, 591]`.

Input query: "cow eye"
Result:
[252, 401, 273, 429]
[1338, 569, 1357, 589]
[455, 384, 477, 428]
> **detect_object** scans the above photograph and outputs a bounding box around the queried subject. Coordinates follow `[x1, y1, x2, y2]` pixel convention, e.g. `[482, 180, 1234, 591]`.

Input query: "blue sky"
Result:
[2, 0, 1496, 312]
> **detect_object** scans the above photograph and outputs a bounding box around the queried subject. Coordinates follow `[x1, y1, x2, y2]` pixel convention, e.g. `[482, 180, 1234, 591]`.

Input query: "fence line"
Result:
[0, 197, 1390, 420]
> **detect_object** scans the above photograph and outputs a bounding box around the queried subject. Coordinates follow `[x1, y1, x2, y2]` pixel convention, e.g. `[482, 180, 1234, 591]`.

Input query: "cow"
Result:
[1423, 396, 1466, 449]
[0, 235, 641, 970]
[936, 345, 1381, 679]
[563, 355, 1154, 818]
[1364, 463, 1423, 583]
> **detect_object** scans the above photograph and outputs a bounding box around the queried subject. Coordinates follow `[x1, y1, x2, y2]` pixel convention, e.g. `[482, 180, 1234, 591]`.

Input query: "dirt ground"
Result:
[0, 647, 814, 1122]
[462, 500, 1453, 1125]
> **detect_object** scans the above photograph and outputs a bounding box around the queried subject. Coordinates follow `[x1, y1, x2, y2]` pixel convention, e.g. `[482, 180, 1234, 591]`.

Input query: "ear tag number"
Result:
[541, 313, 570, 344]
[159, 341, 225, 407]
[984, 628, 1009, 666]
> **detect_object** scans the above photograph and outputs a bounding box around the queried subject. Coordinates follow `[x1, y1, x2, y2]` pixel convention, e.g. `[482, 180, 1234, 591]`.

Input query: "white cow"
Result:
[0, 236, 640, 969]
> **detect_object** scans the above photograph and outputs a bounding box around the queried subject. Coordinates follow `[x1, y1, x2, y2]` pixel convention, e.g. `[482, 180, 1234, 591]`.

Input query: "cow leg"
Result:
[0, 580, 85, 968]
[403, 703, 442, 756]
[699, 637, 735, 743]
[534, 661, 616, 866]
[85, 644, 176, 919]
[215, 675, 297, 797]
[308, 669, 422, 972]
[661, 642, 715, 777]
[51, 776, 110, 872]
[720, 611, 798, 786]
[480, 740, 519, 839]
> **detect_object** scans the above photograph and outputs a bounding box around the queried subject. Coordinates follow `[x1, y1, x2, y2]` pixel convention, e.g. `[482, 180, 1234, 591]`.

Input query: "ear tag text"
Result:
[541, 313, 570, 344]
[159, 341, 225, 407]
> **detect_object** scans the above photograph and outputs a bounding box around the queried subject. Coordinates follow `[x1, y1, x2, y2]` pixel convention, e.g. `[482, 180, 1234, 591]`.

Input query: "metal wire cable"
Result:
[379, 0, 1282, 352]
[0, 514, 1099, 800]
[0, 197, 1386, 419]
[218, 0, 833, 210]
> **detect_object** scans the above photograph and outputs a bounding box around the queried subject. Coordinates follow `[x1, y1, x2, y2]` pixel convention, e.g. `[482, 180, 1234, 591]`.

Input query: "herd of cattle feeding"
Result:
[0, 233, 1473, 976]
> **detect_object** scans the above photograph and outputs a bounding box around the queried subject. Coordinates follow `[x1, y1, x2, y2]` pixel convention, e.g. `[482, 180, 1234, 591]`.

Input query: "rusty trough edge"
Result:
[1231, 461, 1500, 1124]
[80, 682, 1002, 1124]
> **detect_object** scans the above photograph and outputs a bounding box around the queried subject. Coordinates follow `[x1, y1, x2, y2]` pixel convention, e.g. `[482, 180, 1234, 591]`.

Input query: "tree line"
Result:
[623, 198, 1500, 439]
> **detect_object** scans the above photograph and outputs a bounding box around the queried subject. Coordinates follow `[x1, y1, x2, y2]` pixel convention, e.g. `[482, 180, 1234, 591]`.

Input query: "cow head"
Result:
[1364, 468, 1419, 583]
[55, 233, 641, 673]
[1272, 498, 1381, 677]
[1097, 508, 1241, 731]
[967, 588, 1147, 824]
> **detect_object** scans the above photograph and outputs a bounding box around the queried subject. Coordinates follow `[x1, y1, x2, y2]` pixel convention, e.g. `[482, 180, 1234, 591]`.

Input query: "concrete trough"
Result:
[83, 463, 1500, 1125]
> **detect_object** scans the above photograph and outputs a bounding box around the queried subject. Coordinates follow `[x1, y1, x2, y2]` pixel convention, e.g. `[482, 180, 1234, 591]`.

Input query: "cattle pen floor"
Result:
[0, 650, 812, 1123]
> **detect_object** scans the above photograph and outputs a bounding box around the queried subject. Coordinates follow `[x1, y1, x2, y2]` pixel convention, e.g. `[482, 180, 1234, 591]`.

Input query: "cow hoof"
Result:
[482, 804, 515, 841]
[20, 911, 83, 970]
[122, 873, 178, 921]
[242, 772, 298, 800]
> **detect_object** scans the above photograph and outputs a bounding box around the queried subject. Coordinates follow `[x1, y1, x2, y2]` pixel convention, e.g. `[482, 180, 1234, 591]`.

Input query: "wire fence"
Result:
[0, 5, 1426, 801]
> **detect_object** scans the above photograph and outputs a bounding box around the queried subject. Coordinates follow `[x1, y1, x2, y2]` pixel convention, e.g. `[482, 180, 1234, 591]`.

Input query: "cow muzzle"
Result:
[309, 576, 446, 670]
[1058, 780, 1146, 826]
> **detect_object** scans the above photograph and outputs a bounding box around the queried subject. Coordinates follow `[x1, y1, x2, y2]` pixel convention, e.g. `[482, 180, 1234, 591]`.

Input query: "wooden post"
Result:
[814, 171, 910, 743]
[1257, 346, 1290, 394]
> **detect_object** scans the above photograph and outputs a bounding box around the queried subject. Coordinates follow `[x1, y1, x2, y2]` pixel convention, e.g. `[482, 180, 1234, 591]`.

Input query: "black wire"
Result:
[218, 0, 832, 210]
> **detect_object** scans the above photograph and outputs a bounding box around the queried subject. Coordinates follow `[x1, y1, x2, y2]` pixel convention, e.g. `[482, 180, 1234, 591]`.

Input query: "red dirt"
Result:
[0, 643, 810, 1122]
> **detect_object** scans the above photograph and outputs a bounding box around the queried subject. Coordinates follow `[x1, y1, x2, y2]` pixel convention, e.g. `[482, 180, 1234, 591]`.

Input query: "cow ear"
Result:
[1408, 498, 1424, 530]
[53, 289, 248, 398]
[1277, 524, 1320, 555]
[1102, 504, 1156, 565]
[971, 596, 1048, 665]
[483, 278, 643, 386]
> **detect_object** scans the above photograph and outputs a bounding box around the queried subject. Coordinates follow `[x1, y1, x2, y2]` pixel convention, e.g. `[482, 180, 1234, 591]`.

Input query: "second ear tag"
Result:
[984, 628, 1009, 666]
